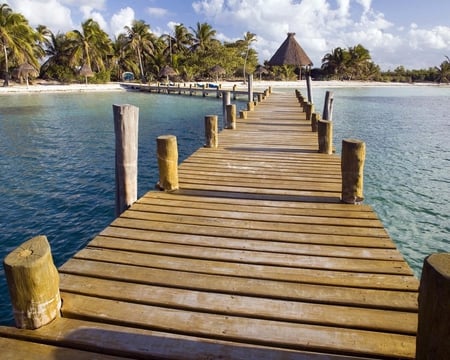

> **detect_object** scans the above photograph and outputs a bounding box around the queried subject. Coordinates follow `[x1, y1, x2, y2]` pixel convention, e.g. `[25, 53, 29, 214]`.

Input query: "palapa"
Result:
[18, 63, 38, 87]
[79, 64, 94, 84]
[268, 33, 313, 67]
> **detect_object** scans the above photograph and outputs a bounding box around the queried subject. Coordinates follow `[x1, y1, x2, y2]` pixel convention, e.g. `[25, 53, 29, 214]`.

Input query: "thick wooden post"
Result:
[222, 91, 230, 122]
[306, 74, 313, 103]
[318, 120, 333, 154]
[232, 85, 237, 100]
[247, 74, 253, 102]
[322, 91, 334, 121]
[226, 104, 236, 129]
[305, 103, 315, 122]
[240, 110, 247, 119]
[311, 112, 320, 132]
[156, 135, 179, 191]
[247, 101, 254, 112]
[341, 139, 365, 204]
[204, 115, 218, 148]
[416, 253, 450, 359]
[113, 104, 139, 217]
[3, 235, 61, 329]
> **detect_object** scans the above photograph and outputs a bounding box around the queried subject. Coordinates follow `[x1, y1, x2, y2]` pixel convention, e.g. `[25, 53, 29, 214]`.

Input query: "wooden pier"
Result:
[1, 90, 421, 359]
[121, 82, 262, 99]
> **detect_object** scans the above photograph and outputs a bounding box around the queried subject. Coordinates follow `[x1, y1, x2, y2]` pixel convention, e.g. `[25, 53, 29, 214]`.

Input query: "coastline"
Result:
[0, 80, 447, 95]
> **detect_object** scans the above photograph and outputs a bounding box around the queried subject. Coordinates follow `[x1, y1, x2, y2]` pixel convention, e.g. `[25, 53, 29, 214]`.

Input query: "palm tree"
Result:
[124, 20, 156, 82]
[40, 32, 72, 79]
[0, 3, 39, 86]
[190, 22, 217, 53]
[435, 56, 450, 84]
[237, 31, 256, 83]
[321, 47, 346, 79]
[161, 23, 193, 67]
[67, 19, 112, 75]
[347, 44, 371, 79]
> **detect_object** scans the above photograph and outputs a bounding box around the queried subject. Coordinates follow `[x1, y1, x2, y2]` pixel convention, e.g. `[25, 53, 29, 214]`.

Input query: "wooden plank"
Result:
[59, 273, 417, 334]
[60, 258, 418, 307]
[0, 336, 126, 360]
[108, 217, 395, 248]
[59, 293, 416, 359]
[98, 228, 403, 260]
[0, 320, 375, 360]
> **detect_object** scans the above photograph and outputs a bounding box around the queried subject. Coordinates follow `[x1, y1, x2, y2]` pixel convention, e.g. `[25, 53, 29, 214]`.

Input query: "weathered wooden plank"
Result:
[121, 209, 392, 239]
[108, 217, 395, 248]
[129, 203, 383, 228]
[59, 293, 416, 359]
[0, 320, 376, 360]
[61, 252, 418, 294]
[98, 228, 403, 260]
[0, 336, 125, 360]
[59, 273, 417, 334]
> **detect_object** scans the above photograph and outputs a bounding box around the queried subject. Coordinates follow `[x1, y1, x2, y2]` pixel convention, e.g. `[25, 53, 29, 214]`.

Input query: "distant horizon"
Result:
[5, 0, 450, 71]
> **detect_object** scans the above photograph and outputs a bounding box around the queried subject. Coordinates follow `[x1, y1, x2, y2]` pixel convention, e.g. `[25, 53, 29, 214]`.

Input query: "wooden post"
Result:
[257, 93, 263, 102]
[247, 74, 253, 102]
[416, 253, 450, 359]
[204, 115, 218, 148]
[232, 84, 237, 100]
[226, 104, 236, 129]
[222, 91, 231, 125]
[156, 135, 179, 191]
[113, 104, 138, 217]
[305, 102, 315, 122]
[322, 91, 334, 121]
[247, 101, 254, 112]
[306, 73, 313, 103]
[3, 235, 61, 329]
[311, 112, 320, 132]
[318, 120, 333, 154]
[240, 110, 247, 119]
[341, 139, 365, 204]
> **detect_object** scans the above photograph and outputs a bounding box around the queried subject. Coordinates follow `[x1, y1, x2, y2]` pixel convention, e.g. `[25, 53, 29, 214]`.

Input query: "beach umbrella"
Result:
[18, 63, 38, 87]
[210, 65, 226, 82]
[159, 65, 177, 83]
[254, 65, 268, 80]
[268, 33, 313, 67]
[79, 64, 94, 84]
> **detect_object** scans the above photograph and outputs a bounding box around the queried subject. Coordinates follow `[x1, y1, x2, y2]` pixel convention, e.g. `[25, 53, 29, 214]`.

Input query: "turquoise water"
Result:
[1, 86, 449, 325]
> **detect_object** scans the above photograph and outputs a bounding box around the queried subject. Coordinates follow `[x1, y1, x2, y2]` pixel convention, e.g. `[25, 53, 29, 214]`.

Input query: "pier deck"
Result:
[0, 91, 419, 359]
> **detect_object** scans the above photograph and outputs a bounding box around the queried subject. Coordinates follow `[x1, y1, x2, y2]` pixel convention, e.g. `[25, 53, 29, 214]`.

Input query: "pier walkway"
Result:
[1, 91, 419, 359]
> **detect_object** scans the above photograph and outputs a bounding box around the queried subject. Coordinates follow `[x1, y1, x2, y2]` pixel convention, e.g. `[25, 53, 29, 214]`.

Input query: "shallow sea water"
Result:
[0, 86, 449, 325]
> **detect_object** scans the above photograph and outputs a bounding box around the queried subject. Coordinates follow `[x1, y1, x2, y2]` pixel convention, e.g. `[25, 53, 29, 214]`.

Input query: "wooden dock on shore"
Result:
[120, 82, 263, 99]
[1, 90, 422, 359]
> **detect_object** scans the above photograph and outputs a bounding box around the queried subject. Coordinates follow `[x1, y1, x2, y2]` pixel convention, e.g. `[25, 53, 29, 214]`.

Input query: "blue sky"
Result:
[6, 0, 450, 70]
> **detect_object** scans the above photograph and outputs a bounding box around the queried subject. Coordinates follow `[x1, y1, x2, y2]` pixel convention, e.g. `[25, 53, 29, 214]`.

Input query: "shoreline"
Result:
[0, 80, 447, 95]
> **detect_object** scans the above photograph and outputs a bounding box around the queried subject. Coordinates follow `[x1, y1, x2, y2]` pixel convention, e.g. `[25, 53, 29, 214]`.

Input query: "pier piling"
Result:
[341, 138, 365, 204]
[156, 135, 179, 191]
[3, 235, 61, 329]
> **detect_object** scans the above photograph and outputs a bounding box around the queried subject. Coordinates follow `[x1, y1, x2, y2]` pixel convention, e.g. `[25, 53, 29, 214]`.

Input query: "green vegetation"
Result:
[0, 3, 448, 86]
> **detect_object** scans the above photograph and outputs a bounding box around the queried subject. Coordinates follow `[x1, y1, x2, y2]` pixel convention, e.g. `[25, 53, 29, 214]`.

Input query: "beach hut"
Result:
[268, 32, 313, 100]
[159, 65, 177, 83]
[210, 65, 226, 82]
[79, 64, 94, 84]
[18, 63, 38, 87]
[254, 65, 268, 80]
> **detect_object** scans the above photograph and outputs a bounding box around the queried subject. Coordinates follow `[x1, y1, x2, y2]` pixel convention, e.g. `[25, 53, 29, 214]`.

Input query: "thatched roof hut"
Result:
[268, 33, 313, 67]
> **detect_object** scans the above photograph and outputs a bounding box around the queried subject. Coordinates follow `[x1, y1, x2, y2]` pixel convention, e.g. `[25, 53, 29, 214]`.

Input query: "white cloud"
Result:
[7, 0, 74, 32]
[80, 5, 108, 31]
[110, 7, 135, 37]
[409, 25, 450, 50]
[147, 7, 169, 18]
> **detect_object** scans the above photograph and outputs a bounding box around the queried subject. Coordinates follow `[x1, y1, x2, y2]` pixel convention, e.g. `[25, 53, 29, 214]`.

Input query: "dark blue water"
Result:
[1, 86, 449, 325]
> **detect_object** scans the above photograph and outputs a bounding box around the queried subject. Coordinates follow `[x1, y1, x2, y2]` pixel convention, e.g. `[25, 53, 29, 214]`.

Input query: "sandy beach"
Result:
[0, 80, 446, 95]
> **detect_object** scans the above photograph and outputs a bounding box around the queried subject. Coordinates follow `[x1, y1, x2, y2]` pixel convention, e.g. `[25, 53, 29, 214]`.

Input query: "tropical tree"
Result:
[190, 22, 217, 53]
[66, 19, 112, 75]
[123, 20, 156, 82]
[40, 32, 74, 81]
[161, 23, 193, 67]
[0, 3, 40, 86]
[435, 56, 450, 83]
[321, 47, 347, 79]
[237, 31, 256, 82]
